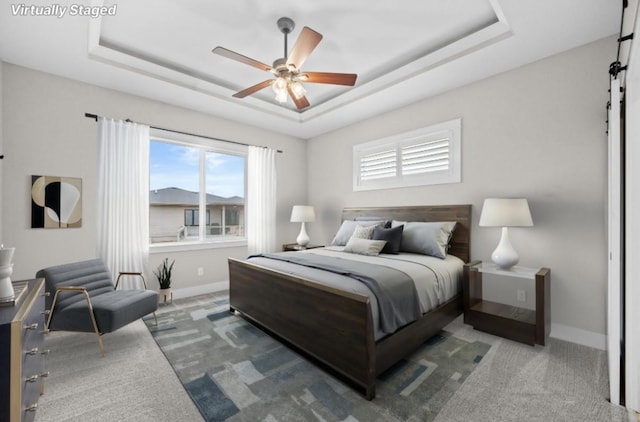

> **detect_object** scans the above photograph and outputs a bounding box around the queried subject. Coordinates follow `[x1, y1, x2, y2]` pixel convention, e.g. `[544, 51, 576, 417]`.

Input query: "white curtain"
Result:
[97, 117, 150, 289]
[247, 146, 277, 255]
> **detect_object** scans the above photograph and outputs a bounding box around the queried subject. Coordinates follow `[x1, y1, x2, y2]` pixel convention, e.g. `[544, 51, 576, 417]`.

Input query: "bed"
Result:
[228, 205, 471, 399]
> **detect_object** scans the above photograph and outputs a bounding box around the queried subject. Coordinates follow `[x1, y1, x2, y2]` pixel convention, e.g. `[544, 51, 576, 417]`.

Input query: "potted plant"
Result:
[154, 258, 174, 303]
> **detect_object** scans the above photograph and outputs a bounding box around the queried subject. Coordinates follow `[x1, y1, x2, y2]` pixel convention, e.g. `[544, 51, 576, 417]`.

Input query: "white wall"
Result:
[0, 62, 3, 243]
[1, 63, 308, 291]
[307, 36, 615, 347]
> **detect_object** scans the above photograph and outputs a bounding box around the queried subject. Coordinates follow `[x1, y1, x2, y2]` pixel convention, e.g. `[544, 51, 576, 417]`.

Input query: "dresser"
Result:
[0, 279, 48, 422]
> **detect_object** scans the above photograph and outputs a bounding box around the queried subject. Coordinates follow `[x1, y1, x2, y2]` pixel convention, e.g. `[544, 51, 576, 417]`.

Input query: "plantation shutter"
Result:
[353, 118, 461, 191]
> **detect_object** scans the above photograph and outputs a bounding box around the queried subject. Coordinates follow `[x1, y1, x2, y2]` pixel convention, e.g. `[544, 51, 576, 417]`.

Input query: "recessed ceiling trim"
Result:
[297, 20, 512, 124]
[87, 3, 511, 127]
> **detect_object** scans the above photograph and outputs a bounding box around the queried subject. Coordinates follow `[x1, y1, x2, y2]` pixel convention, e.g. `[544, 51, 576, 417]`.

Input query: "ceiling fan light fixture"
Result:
[272, 77, 288, 103]
[289, 81, 306, 100]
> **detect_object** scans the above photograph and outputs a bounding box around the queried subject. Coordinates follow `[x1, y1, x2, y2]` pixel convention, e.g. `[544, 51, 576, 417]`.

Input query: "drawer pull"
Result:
[40, 371, 50, 378]
[42, 291, 51, 297]
[41, 349, 51, 355]
[25, 347, 39, 355]
[41, 310, 51, 316]
[25, 403, 38, 412]
[25, 323, 38, 330]
[26, 374, 39, 383]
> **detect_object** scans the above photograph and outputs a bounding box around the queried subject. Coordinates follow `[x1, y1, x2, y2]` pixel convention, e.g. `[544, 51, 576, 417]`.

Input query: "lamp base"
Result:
[491, 227, 519, 269]
[296, 222, 310, 247]
[0, 264, 15, 301]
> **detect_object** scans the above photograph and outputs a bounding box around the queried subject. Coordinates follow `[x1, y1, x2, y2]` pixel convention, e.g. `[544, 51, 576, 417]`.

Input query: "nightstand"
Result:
[463, 260, 550, 346]
[282, 243, 324, 252]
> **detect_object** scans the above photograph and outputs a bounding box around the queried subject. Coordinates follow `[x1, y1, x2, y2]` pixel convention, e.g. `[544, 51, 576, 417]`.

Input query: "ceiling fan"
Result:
[212, 17, 357, 110]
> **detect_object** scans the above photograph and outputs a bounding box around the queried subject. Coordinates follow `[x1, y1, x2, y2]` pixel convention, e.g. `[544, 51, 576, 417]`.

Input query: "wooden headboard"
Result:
[341, 205, 471, 263]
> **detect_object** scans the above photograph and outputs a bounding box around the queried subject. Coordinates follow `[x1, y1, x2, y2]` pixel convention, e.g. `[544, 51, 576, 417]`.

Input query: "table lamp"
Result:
[290, 205, 315, 247]
[479, 198, 533, 269]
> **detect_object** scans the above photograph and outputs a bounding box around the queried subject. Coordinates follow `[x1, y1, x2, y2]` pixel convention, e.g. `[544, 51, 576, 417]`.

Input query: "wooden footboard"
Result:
[228, 257, 378, 398]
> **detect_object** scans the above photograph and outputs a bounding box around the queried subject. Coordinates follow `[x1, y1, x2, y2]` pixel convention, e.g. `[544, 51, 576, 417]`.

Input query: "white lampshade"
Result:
[479, 198, 533, 227]
[290, 205, 315, 223]
[479, 198, 533, 269]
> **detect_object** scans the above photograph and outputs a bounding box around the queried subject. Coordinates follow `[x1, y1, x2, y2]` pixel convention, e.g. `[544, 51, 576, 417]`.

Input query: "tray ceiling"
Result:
[0, 0, 620, 138]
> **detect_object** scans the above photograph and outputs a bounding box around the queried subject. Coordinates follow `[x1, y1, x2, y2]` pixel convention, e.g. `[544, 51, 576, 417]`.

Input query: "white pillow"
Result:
[343, 237, 387, 256]
[331, 220, 385, 246]
[392, 221, 456, 258]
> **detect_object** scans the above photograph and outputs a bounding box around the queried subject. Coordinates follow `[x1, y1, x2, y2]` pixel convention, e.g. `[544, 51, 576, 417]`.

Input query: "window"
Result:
[353, 118, 461, 191]
[149, 129, 246, 247]
[184, 209, 210, 226]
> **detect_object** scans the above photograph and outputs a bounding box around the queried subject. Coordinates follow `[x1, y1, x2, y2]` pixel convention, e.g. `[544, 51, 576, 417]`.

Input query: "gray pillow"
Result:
[391, 221, 456, 258]
[372, 224, 404, 254]
[331, 220, 385, 246]
[343, 238, 387, 256]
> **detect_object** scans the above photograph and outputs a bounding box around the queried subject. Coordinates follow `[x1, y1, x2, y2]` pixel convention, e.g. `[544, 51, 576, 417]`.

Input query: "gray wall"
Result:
[1, 63, 307, 290]
[307, 36, 614, 345]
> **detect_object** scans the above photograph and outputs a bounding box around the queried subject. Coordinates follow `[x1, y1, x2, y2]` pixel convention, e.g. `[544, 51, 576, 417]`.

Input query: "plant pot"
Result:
[159, 287, 172, 304]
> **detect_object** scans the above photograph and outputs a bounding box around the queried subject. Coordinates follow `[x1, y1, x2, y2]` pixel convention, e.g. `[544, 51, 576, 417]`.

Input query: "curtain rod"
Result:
[84, 113, 283, 153]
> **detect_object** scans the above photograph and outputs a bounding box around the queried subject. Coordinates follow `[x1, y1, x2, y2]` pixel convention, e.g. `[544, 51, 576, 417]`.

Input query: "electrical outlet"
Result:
[197, 267, 204, 276]
[517, 289, 526, 302]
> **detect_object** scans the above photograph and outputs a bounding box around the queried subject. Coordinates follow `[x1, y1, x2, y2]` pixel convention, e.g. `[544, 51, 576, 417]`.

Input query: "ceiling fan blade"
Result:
[302, 72, 358, 86]
[212, 47, 272, 72]
[286, 27, 323, 70]
[232, 80, 274, 98]
[287, 86, 310, 110]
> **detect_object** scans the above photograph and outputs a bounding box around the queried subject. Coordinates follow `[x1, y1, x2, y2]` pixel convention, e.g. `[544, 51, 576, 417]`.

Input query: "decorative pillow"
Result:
[343, 237, 387, 256]
[331, 220, 385, 246]
[372, 224, 404, 254]
[392, 221, 457, 259]
[351, 224, 377, 240]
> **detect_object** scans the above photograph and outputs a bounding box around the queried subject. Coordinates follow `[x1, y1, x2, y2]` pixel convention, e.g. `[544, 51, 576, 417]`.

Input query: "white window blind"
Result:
[353, 118, 461, 191]
[359, 149, 397, 181]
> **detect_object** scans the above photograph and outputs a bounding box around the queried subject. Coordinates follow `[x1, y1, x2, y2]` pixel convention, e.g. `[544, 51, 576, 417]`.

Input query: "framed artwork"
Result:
[31, 175, 82, 228]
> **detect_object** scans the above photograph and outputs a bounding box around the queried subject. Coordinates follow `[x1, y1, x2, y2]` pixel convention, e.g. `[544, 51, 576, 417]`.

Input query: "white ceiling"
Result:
[0, 0, 620, 139]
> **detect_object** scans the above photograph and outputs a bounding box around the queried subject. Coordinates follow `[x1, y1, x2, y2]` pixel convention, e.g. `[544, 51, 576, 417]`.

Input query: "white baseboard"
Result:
[171, 280, 229, 300]
[550, 323, 606, 350]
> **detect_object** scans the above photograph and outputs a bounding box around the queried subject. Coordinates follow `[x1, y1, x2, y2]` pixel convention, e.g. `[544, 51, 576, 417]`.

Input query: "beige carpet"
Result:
[34, 318, 202, 422]
[434, 317, 630, 422]
[34, 295, 631, 422]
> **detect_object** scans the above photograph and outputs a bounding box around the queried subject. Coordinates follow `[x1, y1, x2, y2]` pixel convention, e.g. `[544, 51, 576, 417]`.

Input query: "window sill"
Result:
[149, 239, 247, 254]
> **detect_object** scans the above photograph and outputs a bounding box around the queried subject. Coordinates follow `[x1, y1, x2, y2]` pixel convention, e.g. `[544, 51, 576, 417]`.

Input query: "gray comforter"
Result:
[252, 252, 422, 334]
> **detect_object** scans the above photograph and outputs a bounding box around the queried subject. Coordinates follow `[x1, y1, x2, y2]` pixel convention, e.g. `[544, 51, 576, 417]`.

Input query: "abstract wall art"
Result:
[31, 175, 82, 228]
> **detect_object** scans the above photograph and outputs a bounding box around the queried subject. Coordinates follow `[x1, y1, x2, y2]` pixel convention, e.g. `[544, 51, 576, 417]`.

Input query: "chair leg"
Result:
[153, 311, 158, 326]
[95, 333, 106, 357]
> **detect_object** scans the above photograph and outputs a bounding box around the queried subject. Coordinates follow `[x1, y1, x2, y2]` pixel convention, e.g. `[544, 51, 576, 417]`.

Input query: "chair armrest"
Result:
[55, 286, 88, 292]
[47, 285, 95, 331]
[115, 272, 149, 290]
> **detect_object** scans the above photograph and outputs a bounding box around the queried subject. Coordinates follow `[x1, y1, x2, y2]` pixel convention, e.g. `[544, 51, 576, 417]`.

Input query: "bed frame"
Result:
[228, 204, 471, 399]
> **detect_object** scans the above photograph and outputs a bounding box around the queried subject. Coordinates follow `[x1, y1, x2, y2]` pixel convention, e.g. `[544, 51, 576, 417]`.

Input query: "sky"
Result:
[149, 140, 245, 198]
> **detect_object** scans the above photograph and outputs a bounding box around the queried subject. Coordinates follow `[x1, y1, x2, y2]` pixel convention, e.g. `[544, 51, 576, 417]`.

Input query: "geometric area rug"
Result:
[144, 295, 491, 422]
